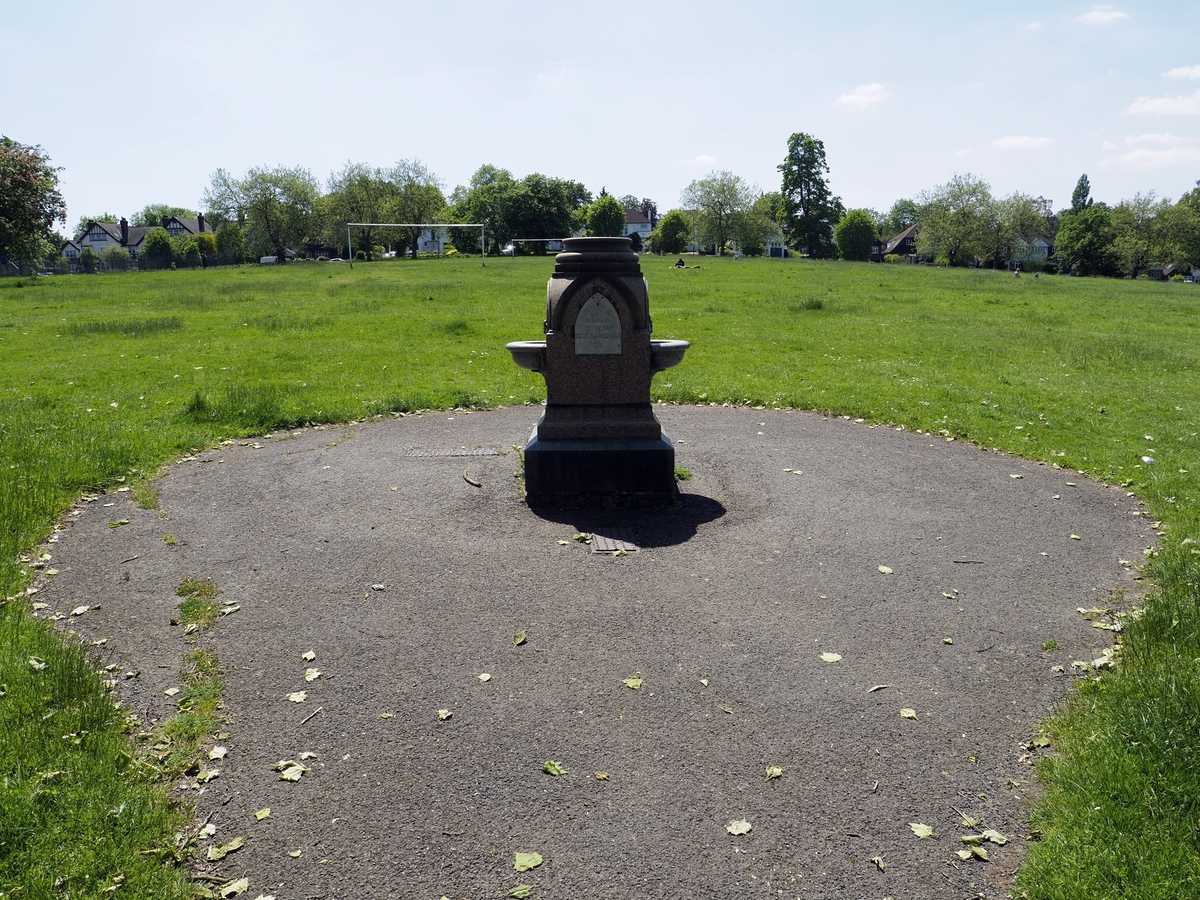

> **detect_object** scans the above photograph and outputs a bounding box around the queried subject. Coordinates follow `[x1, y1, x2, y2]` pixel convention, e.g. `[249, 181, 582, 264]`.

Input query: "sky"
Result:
[4, 1, 1199, 234]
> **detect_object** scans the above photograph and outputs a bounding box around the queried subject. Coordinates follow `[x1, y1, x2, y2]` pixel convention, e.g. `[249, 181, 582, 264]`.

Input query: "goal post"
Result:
[345, 222, 487, 268]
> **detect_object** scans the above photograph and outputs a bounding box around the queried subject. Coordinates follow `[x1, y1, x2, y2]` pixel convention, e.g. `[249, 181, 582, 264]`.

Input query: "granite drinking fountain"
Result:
[507, 236, 689, 507]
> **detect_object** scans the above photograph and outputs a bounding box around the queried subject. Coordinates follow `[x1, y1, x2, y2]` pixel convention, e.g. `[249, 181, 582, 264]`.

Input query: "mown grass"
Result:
[1, 257, 1198, 897]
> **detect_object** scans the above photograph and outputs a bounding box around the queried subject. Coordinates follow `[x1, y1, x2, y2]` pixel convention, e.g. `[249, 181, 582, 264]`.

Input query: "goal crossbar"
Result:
[345, 222, 487, 267]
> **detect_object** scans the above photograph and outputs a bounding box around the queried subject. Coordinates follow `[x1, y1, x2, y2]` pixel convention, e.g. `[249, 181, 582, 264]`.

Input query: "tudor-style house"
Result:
[67, 214, 213, 261]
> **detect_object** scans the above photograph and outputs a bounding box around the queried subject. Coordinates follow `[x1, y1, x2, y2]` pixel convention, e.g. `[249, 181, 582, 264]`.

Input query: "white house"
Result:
[1012, 236, 1052, 263]
[624, 209, 653, 243]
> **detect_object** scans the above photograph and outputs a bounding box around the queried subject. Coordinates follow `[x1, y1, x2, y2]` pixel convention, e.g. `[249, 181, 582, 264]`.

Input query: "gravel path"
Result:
[37, 405, 1152, 900]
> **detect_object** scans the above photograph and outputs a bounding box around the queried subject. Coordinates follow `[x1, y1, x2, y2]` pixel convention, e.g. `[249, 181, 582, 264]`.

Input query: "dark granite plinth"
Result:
[523, 429, 679, 508]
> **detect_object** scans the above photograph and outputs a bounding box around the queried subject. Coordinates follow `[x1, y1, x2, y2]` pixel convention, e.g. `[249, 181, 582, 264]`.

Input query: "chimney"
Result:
[120, 217, 128, 245]
[162, 215, 170, 229]
[198, 212, 205, 233]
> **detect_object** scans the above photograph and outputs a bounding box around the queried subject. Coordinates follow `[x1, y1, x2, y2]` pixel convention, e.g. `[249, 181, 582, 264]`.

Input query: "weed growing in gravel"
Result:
[176, 577, 221, 631]
[152, 649, 224, 779]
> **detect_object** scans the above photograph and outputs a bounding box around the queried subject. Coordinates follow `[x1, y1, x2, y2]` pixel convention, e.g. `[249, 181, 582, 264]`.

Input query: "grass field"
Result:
[1, 256, 1199, 897]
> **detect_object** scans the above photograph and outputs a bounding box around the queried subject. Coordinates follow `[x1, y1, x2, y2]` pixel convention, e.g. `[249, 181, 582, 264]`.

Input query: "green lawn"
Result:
[2, 256, 1198, 897]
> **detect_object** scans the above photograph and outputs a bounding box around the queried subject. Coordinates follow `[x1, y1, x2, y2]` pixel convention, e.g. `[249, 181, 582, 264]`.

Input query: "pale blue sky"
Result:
[4, 1, 1198, 231]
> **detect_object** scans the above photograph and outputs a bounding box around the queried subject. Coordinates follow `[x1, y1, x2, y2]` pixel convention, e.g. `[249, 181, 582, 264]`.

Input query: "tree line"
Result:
[4, 131, 1198, 277]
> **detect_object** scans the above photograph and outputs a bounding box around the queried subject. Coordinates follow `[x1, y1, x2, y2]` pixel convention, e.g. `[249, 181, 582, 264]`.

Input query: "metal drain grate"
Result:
[591, 527, 639, 553]
[404, 448, 500, 458]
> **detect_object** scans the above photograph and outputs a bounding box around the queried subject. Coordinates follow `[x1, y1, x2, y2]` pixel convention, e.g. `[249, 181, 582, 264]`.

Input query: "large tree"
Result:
[132, 204, 198, 227]
[1055, 204, 1118, 276]
[585, 193, 626, 237]
[203, 165, 320, 260]
[834, 209, 877, 261]
[880, 198, 919, 240]
[649, 209, 692, 254]
[324, 162, 397, 259]
[680, 170, 758, 255]
[449, 167, 588, 254]
[1070, 174, 1093, 213]
[977, 193, 1047, 269]
[777, 132, 840, 258]
[389, 158, 447, 258]
[1112, 192, 1171, 277]
[0, 137, 65, 269]
[915, 174, 992, 266]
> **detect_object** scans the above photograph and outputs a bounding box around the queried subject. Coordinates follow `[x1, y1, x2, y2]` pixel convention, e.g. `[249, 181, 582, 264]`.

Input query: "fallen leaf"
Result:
[209, 746, 227, 760]
[299, 751, 318, 760]
[274, 760, 308, 781]
[594, 771, 610, 780]
[255, 808, 270, 821]
[726, 818, 752, 836]
[556, 540, 570, 545]
[438, 709, 452, 720]
[165, 687, 180, 697]
[218, 877, 249, 898]
[288, 850, 302, 858]
[514, 631, 527, 646]
[1010, 474, 1023, 479]
[304, 668, 321, 682]
[572, 533, 592, 544]
[28, 657, 46, 671]
[877, 565, 893, 574]
[541, 760, 566, 776]
[820, 652, 841, 663]
[765, 765, 783, 780]
[870, 856, 886, 872]
[301, 650, 316, 661]
[207, 836, 245, 861]
[961, 834, 984, 845]
[199, 823, 217, 839]
[370, 583, 385, 591]
[509, 886, 534, 899]
[981, 828, 1008, 845]
[943, 637, 954, 645]
[956, 849, 973, 861]
[622, 675, 643, 690]
[478, 673, 492, 682]
[380, 712, 393, 719]
[71, 606, 89, 617]
[108, 519, 129, 529]
[866, 684, 889, 693]
[287, 691, 307, 703]
[909, 822, 934, 839]
[1070, 534, 1082, 541]
[699, 678, 709, 686]
[514, 851, 544, 872]
[900, 708, 918, 720]
[971, 845, 990, 860]
[720, 705, 733, 714]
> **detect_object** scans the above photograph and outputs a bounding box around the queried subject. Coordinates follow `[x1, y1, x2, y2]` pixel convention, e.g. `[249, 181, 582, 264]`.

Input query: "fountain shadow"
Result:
[528, 492, 725, 548]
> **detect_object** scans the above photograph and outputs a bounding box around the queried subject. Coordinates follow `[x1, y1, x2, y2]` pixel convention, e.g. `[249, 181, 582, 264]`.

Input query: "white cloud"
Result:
[992, 135, 1056, 149]
[954, 149, 972, 158]
[1075, 5, 1128, 25]
[681, 154, 717, 166]
[1023, 21, 1042, 31]
[1101, 133, 1200, 168]
[1100, 141, 1118, 150]
[1165, 65, 1200, 80]
[1126, 89, 1200, 115]
[835, 83, 889, 107]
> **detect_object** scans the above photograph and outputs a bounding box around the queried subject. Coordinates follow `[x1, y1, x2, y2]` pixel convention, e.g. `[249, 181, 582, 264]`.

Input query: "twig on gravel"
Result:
[300, 705, 325, 725]
[953, 559, 985, 564]
[463, 471, 482, 487]
[221, 794, 234, 805]
[121, 554, 139, 563]
[975, 642, 996, 652]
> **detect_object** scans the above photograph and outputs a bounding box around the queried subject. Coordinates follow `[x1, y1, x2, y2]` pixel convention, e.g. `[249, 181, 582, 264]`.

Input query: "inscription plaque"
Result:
[574, 293, 621, 355]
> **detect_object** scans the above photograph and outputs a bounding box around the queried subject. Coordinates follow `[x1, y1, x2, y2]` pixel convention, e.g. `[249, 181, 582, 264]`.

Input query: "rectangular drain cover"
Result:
[405, 448, 499, 458]
[591, 527, 639, 553]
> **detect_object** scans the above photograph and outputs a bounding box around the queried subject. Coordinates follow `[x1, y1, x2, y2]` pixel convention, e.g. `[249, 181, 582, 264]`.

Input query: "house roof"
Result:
[884, 223, 919, 255]
[625, 209, 651, 225]
[61, 239, 80, 251]
[166, 216, 212, 235]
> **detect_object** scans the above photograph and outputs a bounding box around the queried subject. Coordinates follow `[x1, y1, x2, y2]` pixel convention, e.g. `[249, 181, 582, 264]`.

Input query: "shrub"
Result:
[140, 228, 174, 270]
[79, 246, 98, 274]
[181, 240, 202, 268]
[884, 253, 904, 264]
[100, 246, 131, 271]
[1170, 273, 1185, 282]
[586, 194, 627, 237]
[215, 223, 245, 265]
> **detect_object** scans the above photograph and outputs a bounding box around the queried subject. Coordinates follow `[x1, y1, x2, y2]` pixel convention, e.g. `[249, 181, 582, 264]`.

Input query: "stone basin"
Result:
[505, 339, 689, 374]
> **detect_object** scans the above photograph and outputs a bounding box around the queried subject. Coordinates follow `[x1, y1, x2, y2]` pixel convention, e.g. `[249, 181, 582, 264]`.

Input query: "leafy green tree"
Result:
[681, 171, 757, 254]
[0, 137, 66, 269]
[131, 204, 197, 227]
[1070, 174, 1093, 213]
[1156, 191, 1200, 268]
[195, 232, 216, 266]
[1055, 204, 1118, 276]
[99, 246, 131, 271]
[79, 246, 98, 274]
[649, 209, 692, 254]
[181, 239, 202, 268]
[977, 193, 1047, 269]
[450, 165, 516, 253]
[505, 173, 587, 253]
[880, 199, 919, 240]
[733, 193, 782, 256]
[139, 228, 175, 270]
[214, 223, 245, 265]
[586, 194, 626, 237]
[777, 132, 840, 258]
[916, 174, 992, 266]
[834, 209, 877, 261]
[389, 159, 447, 258]
[324, 162, 397, 260]
[203, 165, 320, 259]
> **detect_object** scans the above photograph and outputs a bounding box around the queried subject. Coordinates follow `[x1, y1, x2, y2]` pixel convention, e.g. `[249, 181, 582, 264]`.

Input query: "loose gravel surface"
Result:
[36, 405, 1153, 900]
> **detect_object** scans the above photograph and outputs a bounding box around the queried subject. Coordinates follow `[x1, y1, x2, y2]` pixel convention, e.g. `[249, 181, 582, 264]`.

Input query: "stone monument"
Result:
[507, 236, 688, 507]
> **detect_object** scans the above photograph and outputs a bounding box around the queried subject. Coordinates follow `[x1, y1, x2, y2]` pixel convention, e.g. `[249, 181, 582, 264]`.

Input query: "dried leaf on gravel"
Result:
[819, 652, 841, 663]
[622, 675, 643, 690]
[304, 668, 321, 682]
[299, 751, 318, 760]
[720, 705, 733, 714]
[218, 877, 249, 898]
[900, 708, 918, 720]
[765, 765, 783, 780]
[870, 856, 886, 872]
[207, 836, 245, 861]
[509, 886, 534, 899]
[909, 822, 935, 839]
[255, 808, 270, 821]
[572, 533, 592, 544]
[199, 823, 217, 839]
[877, 565, 893, 574]
[866, 684, 889, 693]
[287, 691, 307, 703]
[197, 769, 219, 783]
[370, 583, 386, 591]
[301, 650, 316, 661]
[956, 849, 974, 861]
[541, 760, 566, 776]
[595, 771, 610, 780]
[513, 851, 544, 872]
[970, 845, 990, 860]
[556, 540, 570, 545]
[274, 760, 308, 781]
[726, 818, 752, 835]
[961, 834, 983, 845]
[209, 746, 227, 760]
[478, 673, 492, 682]
[981, 828, 1008, 845]
[438, 709, 453, 720]
[288, 850, 302, 858]
[108, 519, 129, 529]
[70, 606, 89, 617]
[514, 631, 527, 646]
[699, 678, 709, 686]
